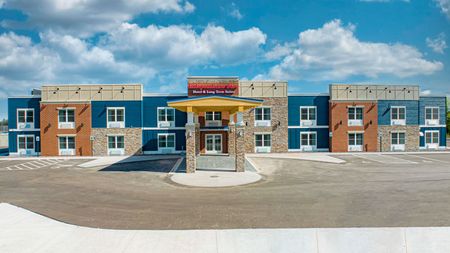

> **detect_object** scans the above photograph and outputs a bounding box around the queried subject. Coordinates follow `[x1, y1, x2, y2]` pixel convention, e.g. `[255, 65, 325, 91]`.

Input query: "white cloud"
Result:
[101, 23, 266, 67]
[266, 20, 443, 81]
[0, 24, 266, 98]
[421, 89, 432, 95]
[1, 0, 195, 36]
[435, 0, 450, 19]
[229, 3, 243, 20]
[265, 42, 296, 61]
[426, 33, 447, 54]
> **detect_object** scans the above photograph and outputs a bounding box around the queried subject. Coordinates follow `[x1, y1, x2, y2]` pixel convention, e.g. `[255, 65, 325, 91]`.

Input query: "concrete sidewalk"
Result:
[247, 153, 346, 164]
[1, 203, 450, 253]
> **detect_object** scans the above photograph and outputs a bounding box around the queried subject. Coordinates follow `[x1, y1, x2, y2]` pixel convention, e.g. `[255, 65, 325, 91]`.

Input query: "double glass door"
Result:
[205, 134, 222, 154]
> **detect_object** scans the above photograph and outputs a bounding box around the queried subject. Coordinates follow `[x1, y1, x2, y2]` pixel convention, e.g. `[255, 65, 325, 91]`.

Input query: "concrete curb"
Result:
[1, 203, 450, 252]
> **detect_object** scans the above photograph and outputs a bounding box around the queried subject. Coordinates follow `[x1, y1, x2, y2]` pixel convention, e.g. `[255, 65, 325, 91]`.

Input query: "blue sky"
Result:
[0, 0, 449, 119]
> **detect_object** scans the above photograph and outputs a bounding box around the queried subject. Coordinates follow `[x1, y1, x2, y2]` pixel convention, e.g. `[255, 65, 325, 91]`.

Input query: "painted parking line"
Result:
[405, 154, 450, 164]
[18, 163, 35, 170]
[381, 154, 418, 164]
[170, 157, 184, 174]
[351, 154, 417, 164]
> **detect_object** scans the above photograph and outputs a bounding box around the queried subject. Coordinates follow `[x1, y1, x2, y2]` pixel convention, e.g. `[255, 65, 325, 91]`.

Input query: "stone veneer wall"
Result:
[92, 128, 142, 156]
[243, 97, 288, 153]
[378, 126, 420, 152]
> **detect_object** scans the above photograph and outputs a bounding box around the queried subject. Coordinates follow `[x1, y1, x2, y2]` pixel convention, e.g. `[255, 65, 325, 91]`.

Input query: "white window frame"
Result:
[107, 107, 125, 128]
[424, 107, 439, 126]
[58, 136, 75, 156]
[58, 108, 75, 129]
[424, 130, 439, 150]
[205, 134, 222, 154]
[17, 134, 35, 155]
[300, 131, 317, 151]
[107, 135, 125, 156]
[17, 108, 34, 129]
[254, 106, 271, 127]
[157, 107, 175, 128]
[205, 112, 222, 127]
[348, 132, 364, 152]
[348, 106, 363, 126]
[157, 133, 176, 153]
[254, 133, 271, 153]
[391, 131, 406, 151]
[300, 106, 317, 127]
[390, 106, 406, 126]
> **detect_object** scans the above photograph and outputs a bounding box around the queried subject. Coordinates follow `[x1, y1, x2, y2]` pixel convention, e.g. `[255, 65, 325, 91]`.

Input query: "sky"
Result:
[0, 0, 449, 119]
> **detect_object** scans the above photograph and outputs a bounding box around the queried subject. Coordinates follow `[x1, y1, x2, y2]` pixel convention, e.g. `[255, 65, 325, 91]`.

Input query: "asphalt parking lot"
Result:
[0, 153, 450, 229]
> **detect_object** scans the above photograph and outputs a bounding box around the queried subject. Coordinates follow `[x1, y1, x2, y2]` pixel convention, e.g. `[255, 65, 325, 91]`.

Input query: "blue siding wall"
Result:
[419, 127, 447, 147]
[143, 96, 187, 127]
[8, 97, 41, 129]
[8, 131, 41, 153]
[142, 130, 186, 151]
[288, 128, 329, 150]
[91, 101, 142, 128]
[377, 100, 419, 125]
[419, 97, 447, 125]
[288, 96, 329, 126]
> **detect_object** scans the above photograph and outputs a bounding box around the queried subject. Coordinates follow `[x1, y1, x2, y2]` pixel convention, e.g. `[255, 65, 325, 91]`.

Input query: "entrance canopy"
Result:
[167, 95, 263, 114]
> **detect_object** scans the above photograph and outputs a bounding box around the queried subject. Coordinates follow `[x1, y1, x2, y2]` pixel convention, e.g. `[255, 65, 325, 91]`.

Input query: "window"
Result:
[425, 131, 439, 149]
[107, 107, 125, 128]
[17, 109, 34, 129]
[205, 112, 222, 121]
[425, 107, 439, 125]
[300, 106, 316, 126]
[58, 109, 75, 128]
[348, 107, 363, 126]
[108, 135, 125, 155]
[205, 112, 222, 127]
[158, 134, 175, 149]
[300, 132, 317, 151]
[348, 133, 363, 151]
[391, 106, 406, 125]
[255, 107, 271, 121]
[18, 135, 34, 150]
[255, 134, 271, 153]
[59, 136, 75, 155]
[108, 136, 124, 149]
[158, 107, 175, 127]
[391, 132, 405, 145]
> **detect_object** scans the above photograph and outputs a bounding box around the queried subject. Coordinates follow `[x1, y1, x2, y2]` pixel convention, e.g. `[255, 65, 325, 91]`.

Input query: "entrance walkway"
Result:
[170, 171, 262, 187]
[1, 203, 450, 253]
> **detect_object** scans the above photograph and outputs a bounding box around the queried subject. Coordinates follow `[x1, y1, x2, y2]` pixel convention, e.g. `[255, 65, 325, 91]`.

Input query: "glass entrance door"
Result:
[205, 134, 222, 154]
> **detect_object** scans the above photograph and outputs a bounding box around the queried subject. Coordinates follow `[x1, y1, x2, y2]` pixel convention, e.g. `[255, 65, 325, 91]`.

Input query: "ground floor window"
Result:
[205, 134, 222, 153]
[18, 135, 34, 154]
[255, 133, 271, 153]
[158, 133, 175, 153]
[59, 136, 75, 155]
[108, 135, 124, 155]
[348, 133, 363, 152]
[391, 132, 406, 151]
[425, 131, 439, 149]
[300, 132, 317, 151]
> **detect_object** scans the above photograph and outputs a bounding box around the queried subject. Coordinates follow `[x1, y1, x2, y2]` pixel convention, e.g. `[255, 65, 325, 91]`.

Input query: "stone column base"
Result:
[235, 126, 245, 172]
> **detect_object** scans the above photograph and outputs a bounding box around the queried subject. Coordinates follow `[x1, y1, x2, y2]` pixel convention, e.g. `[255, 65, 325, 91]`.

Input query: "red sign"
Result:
[188, 83, 238, 96]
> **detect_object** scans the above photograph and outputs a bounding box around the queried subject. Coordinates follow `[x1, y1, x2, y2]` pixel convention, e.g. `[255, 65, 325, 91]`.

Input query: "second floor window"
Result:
[158, 108, 175, 122]
[205, 112, 222, 121]
[348, 107, 363, 126]
[107, 108, 125, 128]
[255, 107, 271, 121]
[17, 109, 34, 128]
[391, 106, 406, 125]
[425, 107, 439, 125]
[300, 106, 316, 126]
[58, 109, 75, 128]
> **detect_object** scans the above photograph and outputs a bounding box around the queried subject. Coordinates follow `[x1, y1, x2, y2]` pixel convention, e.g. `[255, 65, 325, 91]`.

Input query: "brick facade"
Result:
[329, 101, 378, 152]
[40, 103, 92, 156]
